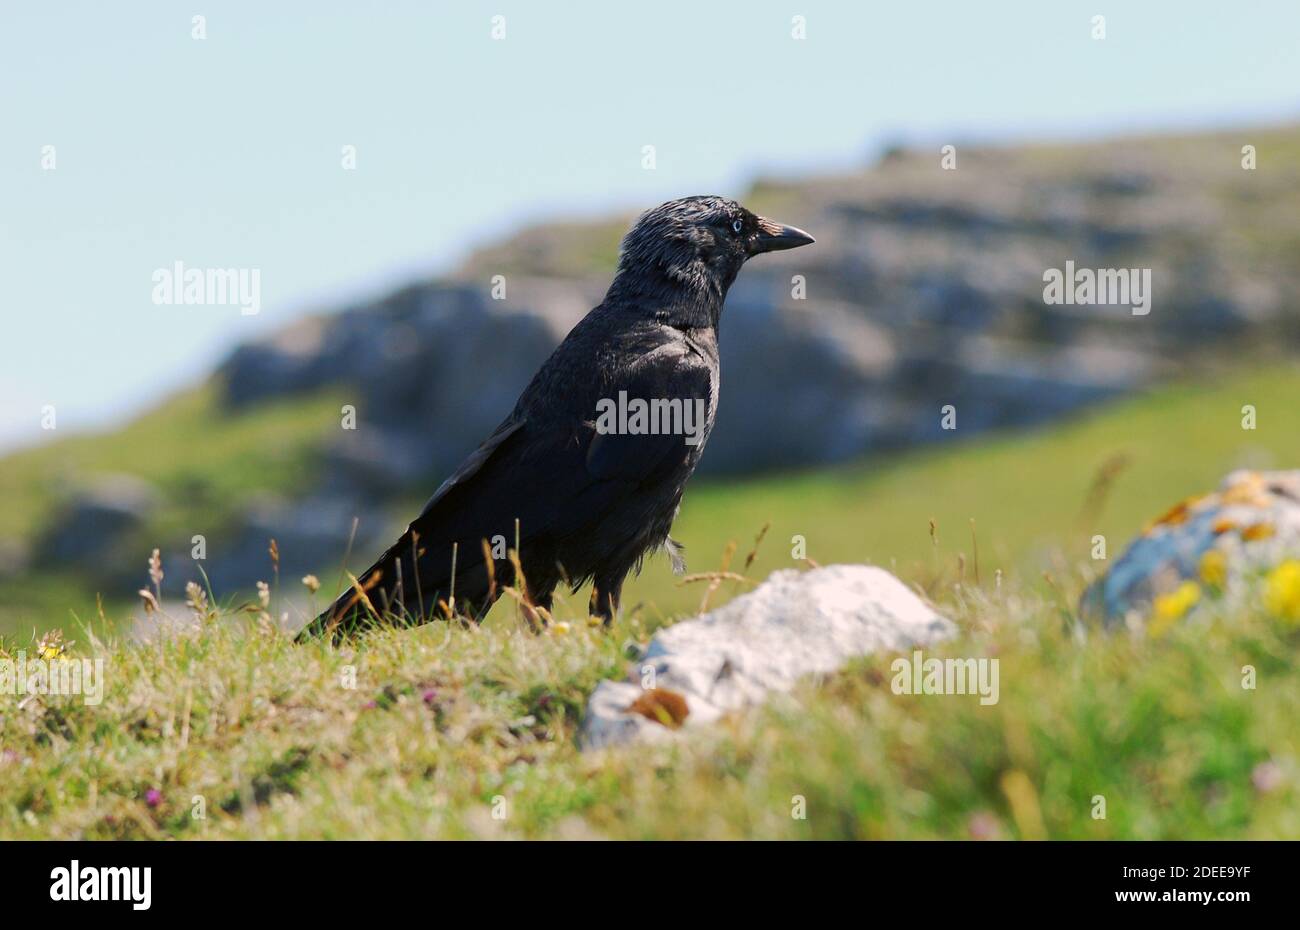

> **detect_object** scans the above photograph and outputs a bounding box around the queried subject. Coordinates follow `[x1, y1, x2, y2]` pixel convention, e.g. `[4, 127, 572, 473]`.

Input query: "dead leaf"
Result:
[626, 688, 690, 728]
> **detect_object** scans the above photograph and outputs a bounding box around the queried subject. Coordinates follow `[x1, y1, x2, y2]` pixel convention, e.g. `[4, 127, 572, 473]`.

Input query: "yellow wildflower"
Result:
[1264, 560, 1300, 625]
[551, 621, 572, 635]
[1149, 580, 1201, 637]
[36, 629, 71, 662]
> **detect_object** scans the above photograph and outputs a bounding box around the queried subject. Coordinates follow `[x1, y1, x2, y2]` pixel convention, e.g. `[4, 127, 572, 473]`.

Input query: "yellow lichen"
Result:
[1198, 549, 1228, 589]
[1220, 471, 1263, 499]
[1211, 517, 1238, 535]
[1149, 498, 1195, 529]
[1241, 522, 1276, 542]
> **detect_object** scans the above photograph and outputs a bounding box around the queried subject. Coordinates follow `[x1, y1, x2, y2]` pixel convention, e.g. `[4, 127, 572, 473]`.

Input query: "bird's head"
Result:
[612, 195, 814, 310]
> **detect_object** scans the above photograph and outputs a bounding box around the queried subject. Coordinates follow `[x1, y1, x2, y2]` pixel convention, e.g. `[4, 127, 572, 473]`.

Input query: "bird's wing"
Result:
[415, 415, 526, 518]
[582, 342, 712, 485]
[407, 340, 713, 559]
[523, 342, 717, 552]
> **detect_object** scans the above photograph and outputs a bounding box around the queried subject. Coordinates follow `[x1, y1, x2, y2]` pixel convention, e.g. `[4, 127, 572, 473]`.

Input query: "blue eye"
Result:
[731, 219, 743, 234]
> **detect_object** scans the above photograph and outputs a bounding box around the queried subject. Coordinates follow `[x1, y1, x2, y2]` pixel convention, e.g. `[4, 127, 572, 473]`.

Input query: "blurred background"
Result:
[3, 1, 1299, 634]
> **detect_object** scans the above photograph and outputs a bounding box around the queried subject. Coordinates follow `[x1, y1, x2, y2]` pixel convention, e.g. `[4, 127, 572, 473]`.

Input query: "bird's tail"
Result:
[295, 531, 414, 643]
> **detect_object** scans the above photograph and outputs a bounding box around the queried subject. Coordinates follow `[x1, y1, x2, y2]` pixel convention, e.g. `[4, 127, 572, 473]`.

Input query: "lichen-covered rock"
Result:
[1082, 469, 1300, 629]
[578, 564, 954, 751]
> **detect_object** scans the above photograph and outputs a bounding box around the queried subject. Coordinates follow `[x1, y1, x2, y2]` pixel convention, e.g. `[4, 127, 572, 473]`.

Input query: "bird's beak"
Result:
[749, 216, 816, 255]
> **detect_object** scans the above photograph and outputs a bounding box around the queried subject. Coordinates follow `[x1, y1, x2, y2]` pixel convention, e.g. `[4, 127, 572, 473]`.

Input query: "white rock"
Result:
[578, 564, 955, 750]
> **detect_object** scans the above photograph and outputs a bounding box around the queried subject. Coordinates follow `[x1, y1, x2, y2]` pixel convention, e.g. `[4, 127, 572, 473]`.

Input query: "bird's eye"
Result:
[731, 219, 744, 234]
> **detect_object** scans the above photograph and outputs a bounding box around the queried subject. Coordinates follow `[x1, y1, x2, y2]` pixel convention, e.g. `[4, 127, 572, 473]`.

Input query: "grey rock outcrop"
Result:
[216, 141, 1283, 505]
[36, 474, 160, 566]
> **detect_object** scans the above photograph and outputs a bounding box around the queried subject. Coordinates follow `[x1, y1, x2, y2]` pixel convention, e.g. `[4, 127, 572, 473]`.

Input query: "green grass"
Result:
[0, 566, 1293, 839]
[0, 363, 1296, 839]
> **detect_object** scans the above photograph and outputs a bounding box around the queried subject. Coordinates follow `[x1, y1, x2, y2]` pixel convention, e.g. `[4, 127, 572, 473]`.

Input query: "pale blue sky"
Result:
[2, 1, 1297, 451]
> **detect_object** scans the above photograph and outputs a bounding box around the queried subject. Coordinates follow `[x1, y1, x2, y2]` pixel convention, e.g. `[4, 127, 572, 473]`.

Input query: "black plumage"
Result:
[298, 195, 813, 642]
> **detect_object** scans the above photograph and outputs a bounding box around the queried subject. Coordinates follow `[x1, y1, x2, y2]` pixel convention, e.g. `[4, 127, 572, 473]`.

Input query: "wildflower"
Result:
[1263, 560, 1300, 625]
[967, 811, 1003, 841]
[257, 580, 271, 608]
[552, 621, 571, 635]
[144, 789, 163, 809]
[1148, 580, 1200, 637]
[1198, 549, 1227, 590]
[422, 689, 439, 706]
[37, 629, 71, 661]
[1251, 761, 1283, 794]
[301, 574, 321, 593]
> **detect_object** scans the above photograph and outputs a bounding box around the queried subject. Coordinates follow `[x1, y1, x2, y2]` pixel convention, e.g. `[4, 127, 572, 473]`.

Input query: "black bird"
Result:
[299, 195, 813, 642]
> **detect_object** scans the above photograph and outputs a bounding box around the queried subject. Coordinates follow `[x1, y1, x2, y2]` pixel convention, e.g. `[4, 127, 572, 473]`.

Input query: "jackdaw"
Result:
[299, 195, 813, 641]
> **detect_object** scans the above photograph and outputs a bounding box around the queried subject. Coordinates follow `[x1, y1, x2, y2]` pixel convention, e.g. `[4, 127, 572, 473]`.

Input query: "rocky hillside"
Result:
[11, 124, 1300, 608]
[222, 125, 1300, 475]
